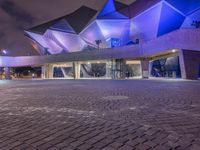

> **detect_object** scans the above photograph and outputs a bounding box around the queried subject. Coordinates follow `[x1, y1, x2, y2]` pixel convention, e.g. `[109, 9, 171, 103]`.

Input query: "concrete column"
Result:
[106, 61, 111, 79]
[179, 51, 186, 79]
[43, 64, 53, 79]
[179, 50, 200, 80]
[141, 60, 149, 79]
[4, 67, 11, 80]
[49, 64, 53, 79]
[41, 66, 45, 79]
[73, 62, 80, 79]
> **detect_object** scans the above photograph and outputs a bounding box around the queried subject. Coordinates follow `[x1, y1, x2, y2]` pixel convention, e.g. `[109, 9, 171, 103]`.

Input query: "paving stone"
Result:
[56, 142, 69, 148]
[77, 143, 92, 150]
[102, 146, 116, 150]
[93, 138, 114, 149]
[189, 144, 200, 150]
[118, 145, 134, 150]
[153, 145, 171, 150]
[109, 141, 124, 149]
[70, 141, 84, 147]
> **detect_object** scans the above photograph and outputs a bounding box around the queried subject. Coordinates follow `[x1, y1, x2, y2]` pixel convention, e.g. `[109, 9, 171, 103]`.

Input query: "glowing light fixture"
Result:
[2, 50, 7, 54]
[172, 49, 176, 53]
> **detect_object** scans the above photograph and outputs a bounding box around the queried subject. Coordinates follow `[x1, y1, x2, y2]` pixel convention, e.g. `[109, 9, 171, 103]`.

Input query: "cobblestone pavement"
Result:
[0, 79, 200, 150]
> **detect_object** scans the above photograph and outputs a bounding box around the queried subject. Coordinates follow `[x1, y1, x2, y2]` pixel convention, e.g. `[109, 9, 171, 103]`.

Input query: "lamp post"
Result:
[95, 40, 102, 50]
[0, 49, 7, 55]
[1, 49, 11, 80]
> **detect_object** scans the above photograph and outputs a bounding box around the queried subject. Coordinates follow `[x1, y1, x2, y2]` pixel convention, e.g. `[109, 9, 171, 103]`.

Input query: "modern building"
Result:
[1, 0, 200, 80]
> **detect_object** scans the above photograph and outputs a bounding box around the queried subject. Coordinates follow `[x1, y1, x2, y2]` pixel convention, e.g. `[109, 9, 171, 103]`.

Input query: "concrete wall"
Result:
[179, 50, 200, 80]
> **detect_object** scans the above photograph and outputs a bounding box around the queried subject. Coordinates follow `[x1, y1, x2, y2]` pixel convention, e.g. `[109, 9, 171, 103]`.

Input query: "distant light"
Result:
[2, 50, 7, 54]
[172, 49, 176, 53]
[97, 61, 100, 64]
[87, 62, 91, 65]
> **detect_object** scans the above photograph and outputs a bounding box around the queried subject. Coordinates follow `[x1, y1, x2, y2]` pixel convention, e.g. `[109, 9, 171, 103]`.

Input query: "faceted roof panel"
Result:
[188, 1, 200, 15]
[96, 19, 130, 40]
[97, 0, 128, 19]
[130, 3, 162, 41]
[45, 30, 86, 52]
[25, 31, 63, 54]
[28, 19, 60, 34]
[27, 6, 97, 35]
[44, 29, 67, 51]
[98, 0, 116, 17]
[165, 0, 200, 15]
[115, 1, 128, 11]
[157, 2, 185, 36]
[98, 11, 128, 19]
[164, 0, 189, 15]
[128, 0, 161, 18]
[80, 21, 106, 48]
[64, 6, 97, 33]
[50, 19, 76, 34]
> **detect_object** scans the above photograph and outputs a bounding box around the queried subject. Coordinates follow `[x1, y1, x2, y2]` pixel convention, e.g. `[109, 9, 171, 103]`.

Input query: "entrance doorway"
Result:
[111, 59, 124, 79]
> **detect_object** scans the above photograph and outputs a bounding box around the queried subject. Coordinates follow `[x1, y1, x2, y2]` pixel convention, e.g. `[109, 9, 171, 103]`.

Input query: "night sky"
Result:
[0, 0, 135, 56]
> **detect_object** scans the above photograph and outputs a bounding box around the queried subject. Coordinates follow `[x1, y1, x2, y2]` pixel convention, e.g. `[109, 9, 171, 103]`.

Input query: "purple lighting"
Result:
[45, 30, 86, 52]
[24, 0, 200, 55]
[81, 19, 130, 48]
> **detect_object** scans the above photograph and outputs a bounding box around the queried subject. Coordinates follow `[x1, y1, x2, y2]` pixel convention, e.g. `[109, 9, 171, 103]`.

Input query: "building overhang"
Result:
[0, 28, 200, 67]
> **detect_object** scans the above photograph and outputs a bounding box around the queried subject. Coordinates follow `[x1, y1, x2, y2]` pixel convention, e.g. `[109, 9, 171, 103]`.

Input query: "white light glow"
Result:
[172, 49, 176, 53]
[2, 50, 7, 54]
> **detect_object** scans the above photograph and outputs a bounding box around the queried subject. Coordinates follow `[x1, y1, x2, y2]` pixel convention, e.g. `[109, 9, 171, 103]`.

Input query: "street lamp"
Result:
[1, 49, 7, 55]
[2, 50, 7, 55]
[0, 49, 11, 79]
[95, 40, 102, 50]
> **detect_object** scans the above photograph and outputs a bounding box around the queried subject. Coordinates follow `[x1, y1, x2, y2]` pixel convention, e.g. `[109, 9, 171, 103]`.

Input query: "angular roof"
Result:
[127, 0, 161, 18]
[27, 6, 97, 34]
[28, 19, 60, 34]
[115, 1, 128, 11]
[97, 0, 129, 19]
[63, 6, 97, 33]
[125, 0, 200, 19]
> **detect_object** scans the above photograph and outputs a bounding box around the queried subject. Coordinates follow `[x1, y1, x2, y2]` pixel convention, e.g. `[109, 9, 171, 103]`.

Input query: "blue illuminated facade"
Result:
[25, 0, 200, 54]
[23, 0, 200, 80]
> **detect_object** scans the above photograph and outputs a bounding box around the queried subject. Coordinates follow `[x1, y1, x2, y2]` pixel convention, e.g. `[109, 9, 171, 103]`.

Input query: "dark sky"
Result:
[0, 0, 135, 56]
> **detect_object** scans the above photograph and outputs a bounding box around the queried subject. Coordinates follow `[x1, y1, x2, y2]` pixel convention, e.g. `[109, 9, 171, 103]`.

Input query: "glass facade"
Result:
[79, 60, 111, 79]
[150, 56, 181, 78]
[125, 60, 142, 78]
[80, 63, 107, 78]
[43, 56, 186, 80]
[53, 63, 74, 78]
[47, 59, 142, 79]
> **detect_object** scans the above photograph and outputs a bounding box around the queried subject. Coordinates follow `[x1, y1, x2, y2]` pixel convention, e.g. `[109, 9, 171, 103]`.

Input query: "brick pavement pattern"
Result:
[0, 79, 199, 150]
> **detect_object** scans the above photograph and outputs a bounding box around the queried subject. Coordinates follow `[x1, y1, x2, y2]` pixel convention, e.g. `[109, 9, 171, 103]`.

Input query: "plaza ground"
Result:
[0, 79, 199, 150]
